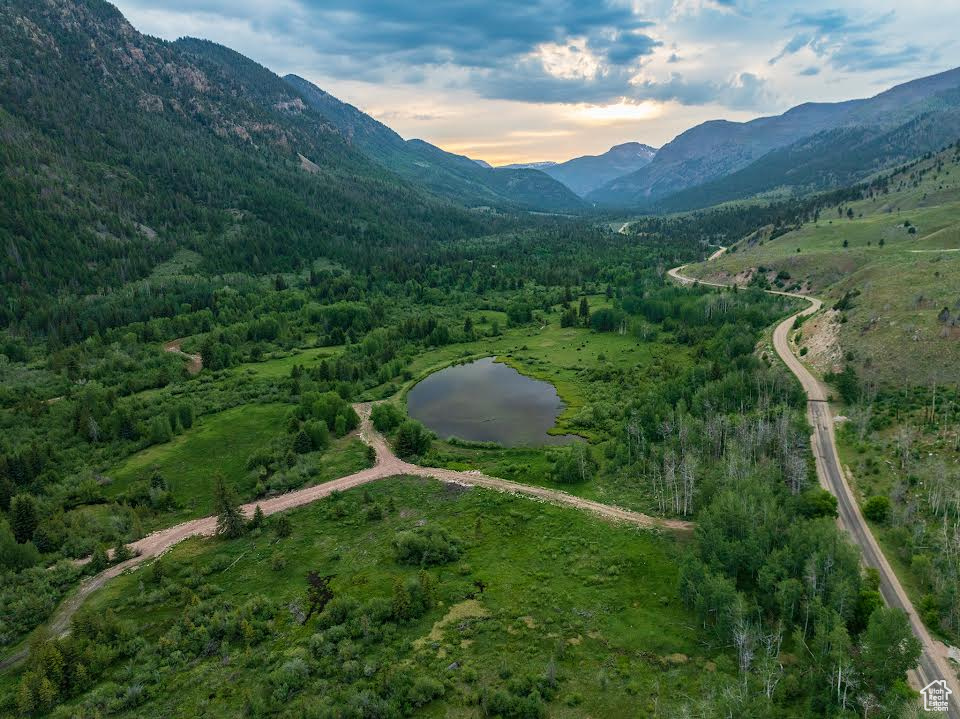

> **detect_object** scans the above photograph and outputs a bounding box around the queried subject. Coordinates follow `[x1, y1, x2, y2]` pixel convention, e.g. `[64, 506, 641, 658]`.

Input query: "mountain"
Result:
[589, 67, 960, 207]
[658, 93, 960, 211]
[545, 143, 657, 196]
[501, 161, 559, 170]
[0, 0, 506, 318]
[282, 74, 585, 212]
[499, 143, 657, 196]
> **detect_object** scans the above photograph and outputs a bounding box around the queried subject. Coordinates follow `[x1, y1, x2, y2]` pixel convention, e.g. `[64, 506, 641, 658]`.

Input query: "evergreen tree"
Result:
[177, 403, 194, 429]
[10, 494, 38, 544]
[89, 544, 109, 572]
[113, 538, 132, 563]
[578, 296, 590, 322]
[212, 473, 246, 539]
[274, 514, 293, 538]
[394, 420, 431, 458]
[250, 504, 265, 529]
[304, 571, 335, 620]
[293, 429, 312, 454]
[391, 577, 412, 620]
[149, 470, 166, 491]
[149, 416, 172, 445]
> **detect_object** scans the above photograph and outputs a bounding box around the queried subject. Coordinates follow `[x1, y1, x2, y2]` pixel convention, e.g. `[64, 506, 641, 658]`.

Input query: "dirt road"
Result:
[1, 403, 689, 670]
[121, 403, 690, 563]
[669, 259, 960, 716]
[163, 338, 202, 374]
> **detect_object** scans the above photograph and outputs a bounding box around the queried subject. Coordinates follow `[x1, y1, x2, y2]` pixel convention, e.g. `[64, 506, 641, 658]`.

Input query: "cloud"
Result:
[115, 0, 959, 135]
[631, 71, 774, 110]
[770, 9, 925, 72]
[118, 0, 779, 111]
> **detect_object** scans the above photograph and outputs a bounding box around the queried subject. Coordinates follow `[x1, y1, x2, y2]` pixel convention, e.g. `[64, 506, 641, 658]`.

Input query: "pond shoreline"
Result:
[406, 356, 579, 447]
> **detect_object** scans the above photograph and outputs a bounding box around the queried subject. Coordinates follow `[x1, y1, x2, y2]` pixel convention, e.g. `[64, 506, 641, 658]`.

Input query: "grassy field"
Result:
[41, 477, 729, 718]
[230, 346, 342, 379]
[103, 403, 369, 529]
[685, 145, 960, 386]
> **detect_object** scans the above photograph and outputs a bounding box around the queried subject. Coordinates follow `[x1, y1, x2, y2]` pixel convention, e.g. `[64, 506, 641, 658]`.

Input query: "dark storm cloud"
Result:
[121, 0, 778, 109]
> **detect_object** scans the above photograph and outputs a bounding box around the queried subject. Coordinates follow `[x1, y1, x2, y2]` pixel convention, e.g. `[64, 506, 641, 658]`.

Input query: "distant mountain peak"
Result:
[510, 142, 658, 197]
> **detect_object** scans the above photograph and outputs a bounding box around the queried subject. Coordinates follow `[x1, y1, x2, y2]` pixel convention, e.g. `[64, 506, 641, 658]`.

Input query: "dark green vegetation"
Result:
[0, 1, 937, 717]
[835, 384, 960, 647]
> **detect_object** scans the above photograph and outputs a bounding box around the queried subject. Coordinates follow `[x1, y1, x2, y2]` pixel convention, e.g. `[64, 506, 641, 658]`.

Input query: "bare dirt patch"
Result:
[163, 338, 202, 374]
[798, 309, 843, 374]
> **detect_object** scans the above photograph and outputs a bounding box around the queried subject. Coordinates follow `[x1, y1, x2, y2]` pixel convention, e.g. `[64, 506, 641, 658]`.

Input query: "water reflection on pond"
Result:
[406, 357, 579, 446]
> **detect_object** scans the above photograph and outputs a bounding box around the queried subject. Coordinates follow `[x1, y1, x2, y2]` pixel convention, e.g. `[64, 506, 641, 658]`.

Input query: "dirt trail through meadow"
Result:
[1, 403, 688, 670]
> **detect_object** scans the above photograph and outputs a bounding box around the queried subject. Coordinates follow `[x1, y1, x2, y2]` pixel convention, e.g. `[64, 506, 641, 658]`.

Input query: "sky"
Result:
[114, 0, 959, 166]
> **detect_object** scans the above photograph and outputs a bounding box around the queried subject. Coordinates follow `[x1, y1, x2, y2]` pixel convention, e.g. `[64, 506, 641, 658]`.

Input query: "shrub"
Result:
[304, 420, 330, 451]
[795, 489, 838, 519]
[394, 420, 432, 458]
[549, 444, 597, 484]
[863, 495, 891, 523]
[273, 514, 293, 538]
[392, 526, 460, 566]
[589, 307, 625, 333]
[409, 676, 445, 706]
[371, 403, 404, 432]
[292, 430, 312, 454]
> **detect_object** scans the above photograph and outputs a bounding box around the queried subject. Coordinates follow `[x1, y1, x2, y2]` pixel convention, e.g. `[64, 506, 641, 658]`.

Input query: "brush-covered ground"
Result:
[104, 403, 370, 530]
[684, 142, 960, 387]
[682, 141, 960, 649]
[0, 478, 737, 719]
[372, 295, 693, 513]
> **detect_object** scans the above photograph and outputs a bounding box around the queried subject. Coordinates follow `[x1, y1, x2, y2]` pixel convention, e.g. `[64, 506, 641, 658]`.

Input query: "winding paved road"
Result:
[670, 255, 960, 716]
[1, 403, 689, 670]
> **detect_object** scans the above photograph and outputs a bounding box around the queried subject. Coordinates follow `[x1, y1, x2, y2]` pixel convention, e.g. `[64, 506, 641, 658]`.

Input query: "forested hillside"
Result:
[0, 0, 517, 341]
[283, 73, 586, 212]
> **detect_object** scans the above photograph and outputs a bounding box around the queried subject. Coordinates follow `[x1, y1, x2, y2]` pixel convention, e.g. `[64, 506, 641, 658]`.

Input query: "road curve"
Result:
[669, 258, 960, 716]
[1, 403, 689, 670]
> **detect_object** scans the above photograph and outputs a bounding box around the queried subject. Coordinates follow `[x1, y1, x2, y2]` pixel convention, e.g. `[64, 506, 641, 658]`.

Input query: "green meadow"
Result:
[104, 403, 369, 528]
[59, 477, 722, 718]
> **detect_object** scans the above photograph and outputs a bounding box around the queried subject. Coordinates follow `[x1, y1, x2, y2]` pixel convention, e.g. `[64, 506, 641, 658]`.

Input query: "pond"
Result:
[406, 357, 578, 446]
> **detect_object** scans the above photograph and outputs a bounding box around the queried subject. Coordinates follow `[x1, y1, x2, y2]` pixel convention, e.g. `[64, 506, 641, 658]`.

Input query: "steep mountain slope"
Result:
[282, 74, 585, 212]
[590, 67, 960, 207]
[659, 93, 960, 211]
[0, 0, 503, 331]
